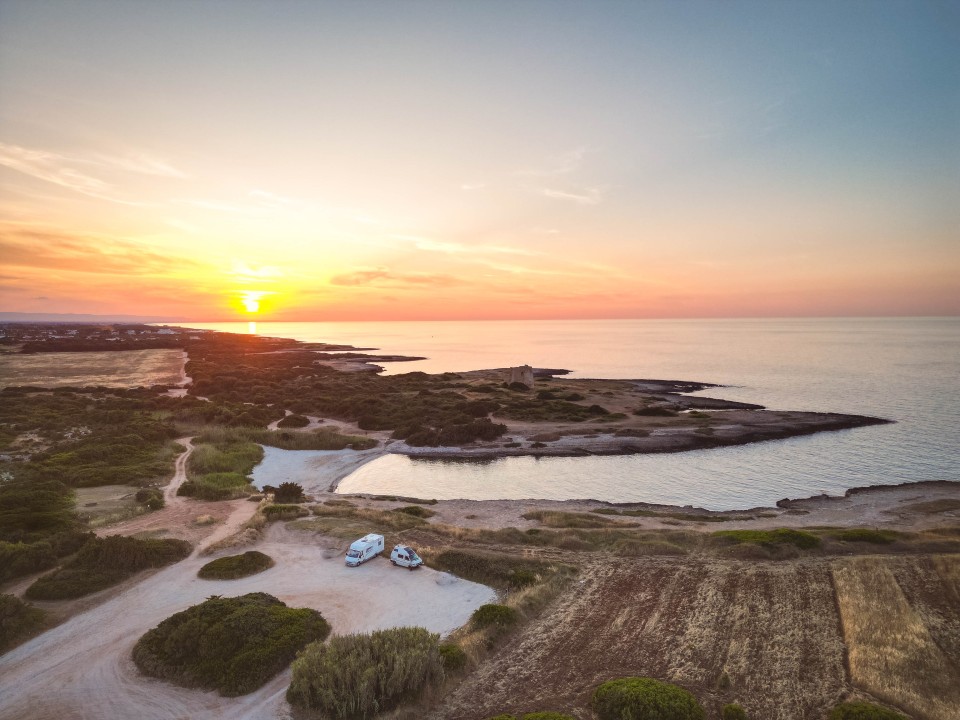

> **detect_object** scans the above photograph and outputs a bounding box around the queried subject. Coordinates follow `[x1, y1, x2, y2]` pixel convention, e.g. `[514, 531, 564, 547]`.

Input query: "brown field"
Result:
[833, 556, 960, 720]
[0, 349, 184, 388]
[430, 554, 960, 720]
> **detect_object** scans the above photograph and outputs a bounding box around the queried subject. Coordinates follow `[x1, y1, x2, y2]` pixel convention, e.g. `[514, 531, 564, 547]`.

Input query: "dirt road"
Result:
[0, 523, 494, 720]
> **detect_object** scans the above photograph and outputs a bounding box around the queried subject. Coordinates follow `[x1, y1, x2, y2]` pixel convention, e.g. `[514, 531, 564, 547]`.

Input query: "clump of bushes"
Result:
[829, 702, 906, 720]
[177, 472, 251, 501]
[277, 414, 310, 428]
[439, 642, 467, 671]
[470, 603, 518, 630]
[393, 505, 436, 519]
[198, 551, 274, 580]
[272, 482, 306, 503]
[133, 592, 329, 696]
[0, 530, 93, 584]
[0, 594, 47, 653]
[25, 535, 191, 600]
[135, 487, 164, 510]
[830, 528, 899, 544]
[633, 406, 678, 417]
[711, 528, 820, 550]
[592, 677, 705, 720]
[286, 626, 442, 718]
[722, 703, 748, 720]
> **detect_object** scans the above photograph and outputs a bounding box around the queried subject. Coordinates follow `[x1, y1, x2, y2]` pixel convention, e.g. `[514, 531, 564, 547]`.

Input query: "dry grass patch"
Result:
[832, 556, 960, 720]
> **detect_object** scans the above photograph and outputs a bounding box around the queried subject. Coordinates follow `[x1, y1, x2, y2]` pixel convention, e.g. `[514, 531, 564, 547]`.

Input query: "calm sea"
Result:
[189, 318, 960, 509]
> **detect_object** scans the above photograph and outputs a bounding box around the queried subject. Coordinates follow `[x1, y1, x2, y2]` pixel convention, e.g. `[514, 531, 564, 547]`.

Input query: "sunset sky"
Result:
[1, 0, 958, 321]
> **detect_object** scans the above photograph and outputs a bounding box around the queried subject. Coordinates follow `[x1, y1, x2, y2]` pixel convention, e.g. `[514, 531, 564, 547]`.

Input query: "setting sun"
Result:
[240, 291, 269, 314]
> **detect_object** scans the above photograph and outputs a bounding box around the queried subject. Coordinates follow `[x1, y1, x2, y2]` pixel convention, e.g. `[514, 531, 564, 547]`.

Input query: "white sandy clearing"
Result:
[251, 445, 386, 494]
[0, 523, 494, 720]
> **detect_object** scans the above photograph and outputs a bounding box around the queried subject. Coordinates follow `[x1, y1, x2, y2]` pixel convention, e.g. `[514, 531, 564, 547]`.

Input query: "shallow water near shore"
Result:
[193, 318, 960, 509]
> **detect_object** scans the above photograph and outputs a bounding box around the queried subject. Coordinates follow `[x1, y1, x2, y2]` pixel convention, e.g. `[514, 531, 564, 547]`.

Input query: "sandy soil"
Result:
[0, 522, 494, 720]
[252, 445, 388, 495]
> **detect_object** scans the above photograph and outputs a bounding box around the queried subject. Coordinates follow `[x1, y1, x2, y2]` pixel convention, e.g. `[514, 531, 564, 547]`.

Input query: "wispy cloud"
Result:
[231, 262, 283, 281]
[538, 186, 603, 205]
[390, 235, 541, 257]
[0, 224, 198, 275]
[330, 268, 464, 288]
[0, 142, 145, 205]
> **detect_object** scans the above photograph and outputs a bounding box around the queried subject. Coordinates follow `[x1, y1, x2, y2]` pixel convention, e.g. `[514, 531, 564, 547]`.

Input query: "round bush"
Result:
[277, 414, 310, 428]
[198, 551, 274, 580]
[722, 703, 748, 720]
[470, 603, 518, 629]
[829, 702, 906, 720]
[592, 677, 705, 720]
[439, 642, 467, 671]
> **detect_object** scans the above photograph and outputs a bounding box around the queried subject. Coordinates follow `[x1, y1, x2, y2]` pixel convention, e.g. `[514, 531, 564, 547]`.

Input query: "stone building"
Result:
[508, 365, 534, 386]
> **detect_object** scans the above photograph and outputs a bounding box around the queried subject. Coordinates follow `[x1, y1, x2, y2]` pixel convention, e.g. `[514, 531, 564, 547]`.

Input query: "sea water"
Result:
[188, 318, 960, 509]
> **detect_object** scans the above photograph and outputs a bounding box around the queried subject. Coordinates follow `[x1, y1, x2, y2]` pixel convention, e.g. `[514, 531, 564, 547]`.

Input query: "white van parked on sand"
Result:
[390, 544, 423, 569]
[345, 533, 384, 566]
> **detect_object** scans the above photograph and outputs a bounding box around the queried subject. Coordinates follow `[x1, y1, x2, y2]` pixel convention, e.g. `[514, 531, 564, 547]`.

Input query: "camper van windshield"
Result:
[347, 550, 361, 558]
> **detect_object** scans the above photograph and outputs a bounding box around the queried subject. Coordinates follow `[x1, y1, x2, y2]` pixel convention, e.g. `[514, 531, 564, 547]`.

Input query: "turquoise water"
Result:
[190, 318, 960, 509]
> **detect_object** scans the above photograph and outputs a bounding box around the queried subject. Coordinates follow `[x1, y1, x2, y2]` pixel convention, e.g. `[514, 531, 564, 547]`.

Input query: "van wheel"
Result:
[391, 560, 397, 565]
[408, 565, 414, 571]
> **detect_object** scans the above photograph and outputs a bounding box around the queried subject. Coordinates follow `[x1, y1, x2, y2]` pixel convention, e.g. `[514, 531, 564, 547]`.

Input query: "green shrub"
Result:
[0, 594, 47, 653]
[522, 713, 577, 720]
[471, 604, 518, 629]
[0, 531, 92, 583]
[198, 551, 274, 580]
[273, 482, 306, 503]
[134, 592, 329, 696]
[830, 529, 899, 544]
[25, 535, 191, 600]
[135, 487, 165, 510]
[439, 642, 467, 671]
[277, 414, 310, 428]
[722, 703, 748, 720]
[287, 626, 442, 718]
[829, 702, 906, 720]
[711, 528, 820, 550]
[178, 472, 251, 500]
[592, 677, 705, 720]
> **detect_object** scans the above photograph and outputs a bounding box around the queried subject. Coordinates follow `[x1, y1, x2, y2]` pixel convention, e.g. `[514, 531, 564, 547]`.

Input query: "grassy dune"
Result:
[832, 556, 960, 720]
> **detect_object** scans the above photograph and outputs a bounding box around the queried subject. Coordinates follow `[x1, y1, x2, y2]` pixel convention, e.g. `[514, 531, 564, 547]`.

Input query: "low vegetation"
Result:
[25, 535, 191, 600]
[197, 550, 274, 580]
[591, 677, 705, 720]
[276, 413, 310, 428]
[133, 592, 330, 696]
[286, 626, 443, 718]
[829, 702, 906, 720]
[711, 528, 820, 549]
[523, 510, 632, 529]
[470, 604, 518, 630]
[830, 528, 899, 544]
[486, 714, 577, 720]
[722, 703, 748, 720]
[0, 594, 47, 654]
[425, 549, 556, 590]
[263, 504, 311, 521]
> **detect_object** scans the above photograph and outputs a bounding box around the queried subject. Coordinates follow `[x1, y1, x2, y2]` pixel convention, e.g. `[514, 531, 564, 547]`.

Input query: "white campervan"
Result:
[345, 533, 384, 567]
[390, 544, 423, 569]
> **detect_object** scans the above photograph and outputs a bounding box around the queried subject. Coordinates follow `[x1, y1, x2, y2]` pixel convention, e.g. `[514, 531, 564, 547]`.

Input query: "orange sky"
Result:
[1, 2, 958, 321]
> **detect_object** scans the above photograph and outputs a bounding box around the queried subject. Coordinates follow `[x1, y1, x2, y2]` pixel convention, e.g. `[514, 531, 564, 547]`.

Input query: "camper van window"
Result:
[347, 550, 361, 558]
